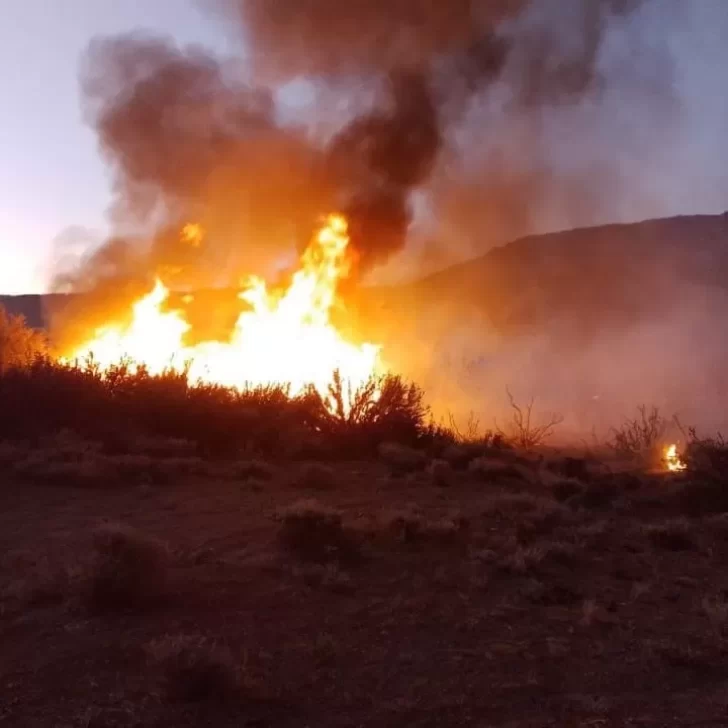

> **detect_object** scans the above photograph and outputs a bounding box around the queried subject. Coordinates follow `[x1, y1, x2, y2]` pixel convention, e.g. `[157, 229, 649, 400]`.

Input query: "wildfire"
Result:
[62, 214, 381, 398]
[665, 443, 687, 472]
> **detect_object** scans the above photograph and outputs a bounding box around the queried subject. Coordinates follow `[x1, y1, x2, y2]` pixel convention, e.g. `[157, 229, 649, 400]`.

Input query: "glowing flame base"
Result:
[665, 444, 687, 473]
[62, 215, 380, 398]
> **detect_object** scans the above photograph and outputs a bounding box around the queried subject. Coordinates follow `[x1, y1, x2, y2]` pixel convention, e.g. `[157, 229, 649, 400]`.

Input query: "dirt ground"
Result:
[1, 441, 728, 727]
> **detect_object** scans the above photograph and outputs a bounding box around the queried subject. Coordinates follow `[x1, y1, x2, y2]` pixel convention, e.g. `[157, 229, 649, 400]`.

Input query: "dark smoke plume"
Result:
[54, 0, 662, 348]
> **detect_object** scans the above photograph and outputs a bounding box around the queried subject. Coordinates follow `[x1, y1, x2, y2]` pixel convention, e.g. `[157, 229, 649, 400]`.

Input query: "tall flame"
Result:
[63, 214, 380, 397]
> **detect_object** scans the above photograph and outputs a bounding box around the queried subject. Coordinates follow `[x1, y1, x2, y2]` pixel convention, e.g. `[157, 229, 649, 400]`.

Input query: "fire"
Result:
[62, 214, 381, 399]
[665, 443, 687, 472]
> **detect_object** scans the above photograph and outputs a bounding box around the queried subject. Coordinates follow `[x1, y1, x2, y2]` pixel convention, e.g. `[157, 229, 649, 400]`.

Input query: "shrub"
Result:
[447, 412, 505, 449]
[308, 371, 431, 453]
[382, 507, 468, 545]
[683, 428, 728, 476]
[608, 405, 667, 458]
[644, 519, 697, 552]
[87, 523, 169, 611]
[0, 360, 432, 459]
[495, 389, 563, 450]
[279, 499, 357, 561]
[147, 635, 242, 702]
[428, 459, 456, 488]
[378, 441, 427, 476]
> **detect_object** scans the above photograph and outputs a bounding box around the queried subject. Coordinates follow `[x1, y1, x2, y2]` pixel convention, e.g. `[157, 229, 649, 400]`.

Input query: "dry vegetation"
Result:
[3, 309, 728, 725]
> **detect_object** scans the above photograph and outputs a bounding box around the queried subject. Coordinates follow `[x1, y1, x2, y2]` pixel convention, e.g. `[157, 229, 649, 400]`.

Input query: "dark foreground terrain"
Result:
[2, 435, 728, 727]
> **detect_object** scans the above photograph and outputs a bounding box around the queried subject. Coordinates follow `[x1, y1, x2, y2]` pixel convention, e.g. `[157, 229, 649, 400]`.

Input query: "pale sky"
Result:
[0, 1, 232, 294]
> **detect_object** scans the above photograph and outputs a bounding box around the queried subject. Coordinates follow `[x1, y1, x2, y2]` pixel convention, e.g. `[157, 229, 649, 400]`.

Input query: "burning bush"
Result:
[0, 306, 48, 372]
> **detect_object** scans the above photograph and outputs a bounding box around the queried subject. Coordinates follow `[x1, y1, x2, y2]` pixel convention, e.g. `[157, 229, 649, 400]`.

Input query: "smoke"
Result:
[59, 0, 657, 298]
[51, 0, 728, 424]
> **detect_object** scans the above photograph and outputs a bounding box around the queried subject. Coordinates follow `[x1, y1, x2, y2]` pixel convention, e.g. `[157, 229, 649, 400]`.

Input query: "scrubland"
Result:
[1, 324, 728, 725]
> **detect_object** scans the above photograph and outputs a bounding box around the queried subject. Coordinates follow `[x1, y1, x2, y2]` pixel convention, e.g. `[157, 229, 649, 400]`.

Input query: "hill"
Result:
[355, 212, 728, 342]
[3, 212, 728, 337]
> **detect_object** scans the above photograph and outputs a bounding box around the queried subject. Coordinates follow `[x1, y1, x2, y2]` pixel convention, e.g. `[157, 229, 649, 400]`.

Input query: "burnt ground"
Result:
[1, 439, 728, 727]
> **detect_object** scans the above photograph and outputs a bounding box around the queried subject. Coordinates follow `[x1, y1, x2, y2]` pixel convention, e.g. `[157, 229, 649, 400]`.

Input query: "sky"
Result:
[0, 0, 232, 294]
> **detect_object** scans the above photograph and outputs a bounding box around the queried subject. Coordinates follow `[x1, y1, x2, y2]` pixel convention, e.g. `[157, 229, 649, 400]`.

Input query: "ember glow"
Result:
[62, 215, 381, 398]
[665, 444, 687, 472]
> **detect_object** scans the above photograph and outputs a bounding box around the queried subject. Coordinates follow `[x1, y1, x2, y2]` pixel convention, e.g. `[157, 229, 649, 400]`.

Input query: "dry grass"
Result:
[86, 523, 170, 612]
[146, 635, 243, 703]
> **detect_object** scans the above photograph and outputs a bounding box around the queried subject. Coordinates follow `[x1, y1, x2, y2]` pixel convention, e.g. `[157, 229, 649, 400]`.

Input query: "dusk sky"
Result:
[0, 1, 233, 294]
[1, 1, 727, 295]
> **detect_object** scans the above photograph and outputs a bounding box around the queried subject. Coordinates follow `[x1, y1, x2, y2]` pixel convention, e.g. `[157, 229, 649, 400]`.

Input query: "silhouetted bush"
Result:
[0, 360, 432, 459]
[608, 405, 666, 458]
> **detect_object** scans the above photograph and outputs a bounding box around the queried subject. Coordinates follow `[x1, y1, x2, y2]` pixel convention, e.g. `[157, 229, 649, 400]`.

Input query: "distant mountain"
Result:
[355, 212, 728, 342]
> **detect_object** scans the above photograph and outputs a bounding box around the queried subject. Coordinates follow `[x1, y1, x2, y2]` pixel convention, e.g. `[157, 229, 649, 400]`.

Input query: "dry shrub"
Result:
[378, 441, 427, 476]
[608, 405, 667, 458]
[87, 523, 170, 611]
[674, 479, 728, 517]
[292, 462, 337, 491]
[12, 451, 121, 488]
[147, 635, 242, 702]
[428, 459, 456, 488]
[550, 479, 585, 503]
[644, 519, 697, 552]
[317, 371, 431, 452]
[567, 477, 621, 511]
[689, 431, 728, 472]
[484, 493, 569, 541]
[279, 499, 357, 562]
[446, 412, 506, 453]
[382, 507, 468, 545]
[468, 456, 538, 484]
[0, 360, 433, 459]
[545, 456, 593, 481]
[495, 389, 563, 450]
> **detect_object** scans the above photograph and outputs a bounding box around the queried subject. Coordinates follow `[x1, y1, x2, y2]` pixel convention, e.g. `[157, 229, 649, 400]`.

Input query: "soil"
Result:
[1, 449, 727, 727]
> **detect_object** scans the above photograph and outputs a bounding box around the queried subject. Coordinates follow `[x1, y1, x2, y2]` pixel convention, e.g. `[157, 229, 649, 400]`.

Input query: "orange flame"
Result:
[62, 214, 381, 399]
[665, 443, 686, 472]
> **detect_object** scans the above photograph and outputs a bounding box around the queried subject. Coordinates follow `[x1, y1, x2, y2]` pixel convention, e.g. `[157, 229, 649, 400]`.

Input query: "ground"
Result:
[1, 439, 728, 727]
